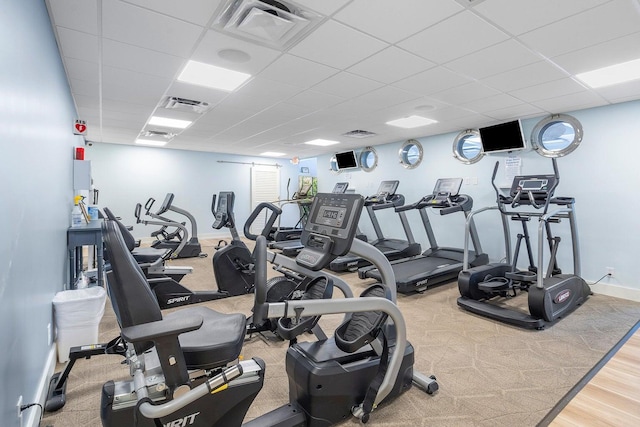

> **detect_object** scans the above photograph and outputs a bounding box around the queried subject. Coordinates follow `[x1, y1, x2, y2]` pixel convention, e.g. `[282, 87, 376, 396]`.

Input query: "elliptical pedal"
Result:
[477, 276, 511, 293]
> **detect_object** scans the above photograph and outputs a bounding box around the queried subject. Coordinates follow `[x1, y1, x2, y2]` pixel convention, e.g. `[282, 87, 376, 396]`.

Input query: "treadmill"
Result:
[329, 180, 422, 272]
[358, 178, 489, 293]
[270, 182, 349, 256]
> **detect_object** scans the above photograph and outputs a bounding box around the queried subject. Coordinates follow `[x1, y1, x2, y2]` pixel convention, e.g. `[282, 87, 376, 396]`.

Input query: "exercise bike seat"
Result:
[103, 219, 247, 370]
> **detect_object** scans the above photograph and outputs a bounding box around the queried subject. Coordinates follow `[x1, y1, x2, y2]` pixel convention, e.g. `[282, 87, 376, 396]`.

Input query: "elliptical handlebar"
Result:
[243, 202, 282, 241]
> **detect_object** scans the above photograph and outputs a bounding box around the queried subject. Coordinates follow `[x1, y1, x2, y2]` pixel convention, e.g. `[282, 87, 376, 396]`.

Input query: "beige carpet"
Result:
[41, 240, 640, 426]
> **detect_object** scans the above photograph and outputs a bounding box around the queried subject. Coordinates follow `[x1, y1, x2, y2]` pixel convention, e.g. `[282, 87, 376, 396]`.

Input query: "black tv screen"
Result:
[335, 150, 358, 170]
[479, 120, 526, 153]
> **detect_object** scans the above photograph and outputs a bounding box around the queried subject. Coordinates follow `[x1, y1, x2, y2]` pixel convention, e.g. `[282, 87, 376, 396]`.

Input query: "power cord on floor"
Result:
[20, 402, 44, 425]
[589, 273, 611, 286]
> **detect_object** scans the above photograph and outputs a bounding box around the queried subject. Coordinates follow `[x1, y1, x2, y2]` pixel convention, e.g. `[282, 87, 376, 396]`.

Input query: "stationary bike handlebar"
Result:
[243, 202, 282, 241]
[135, 203, 189, 259]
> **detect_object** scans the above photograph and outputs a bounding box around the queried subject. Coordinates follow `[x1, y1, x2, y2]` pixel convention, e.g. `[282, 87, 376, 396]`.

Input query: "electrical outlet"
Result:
[17, 395, 23, 423]
[607, 267, 615, 277]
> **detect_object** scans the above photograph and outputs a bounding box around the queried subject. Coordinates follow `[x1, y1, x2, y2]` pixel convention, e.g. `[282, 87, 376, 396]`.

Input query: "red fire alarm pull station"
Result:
[74, 119, 87, 136]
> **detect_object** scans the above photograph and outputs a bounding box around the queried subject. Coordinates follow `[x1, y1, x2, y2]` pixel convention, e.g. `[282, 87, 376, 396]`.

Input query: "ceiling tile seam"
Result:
[332, 7, 468, 50]
[118, 0, 215, 31]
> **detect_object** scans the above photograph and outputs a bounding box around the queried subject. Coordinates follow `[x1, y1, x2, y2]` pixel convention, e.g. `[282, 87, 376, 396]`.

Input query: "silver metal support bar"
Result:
[137, 361, 256, 419]
[537, 207, 575, 289]
[169, 205, 199, 240]
[463, 206, 510, 269]
[216, 160, 282, 168]
[397, 211, 416, 244]
[366, 205, 385, 241]
[349, 238, 396, 302]
[419, 208, 438, 250]
[141, 218, 189, 258]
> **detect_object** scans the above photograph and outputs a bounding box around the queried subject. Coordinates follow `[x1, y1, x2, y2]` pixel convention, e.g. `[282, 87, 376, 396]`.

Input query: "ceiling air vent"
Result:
[141, 130, 176, 139]
[214, 0, 322, 49]
[342, 130, 377, 139]
[161, 97, 210, 114]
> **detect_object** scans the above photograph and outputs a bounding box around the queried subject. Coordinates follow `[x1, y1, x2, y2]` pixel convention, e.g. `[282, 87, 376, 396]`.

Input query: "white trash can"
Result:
[53, 286, 107, 363]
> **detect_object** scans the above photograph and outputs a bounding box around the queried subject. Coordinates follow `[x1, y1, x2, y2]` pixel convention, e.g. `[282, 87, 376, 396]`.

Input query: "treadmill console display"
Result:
[377, 180, 399, 196]
[297, 193, 364, 271]
[510, 175, 557, 200]
[332, 182, 349, 194]
[433, 178, 462, 196]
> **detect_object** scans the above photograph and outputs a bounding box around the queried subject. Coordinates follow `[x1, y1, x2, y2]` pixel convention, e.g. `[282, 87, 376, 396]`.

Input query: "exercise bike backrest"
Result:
[492, 158, 560, 215]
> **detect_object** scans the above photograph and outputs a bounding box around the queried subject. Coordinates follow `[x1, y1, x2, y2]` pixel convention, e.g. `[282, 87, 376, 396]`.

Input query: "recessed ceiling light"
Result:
[304, 139, 340, 146]
[135, 139, 168, 147]
[386, 115, 438, 128]
[148, 116, 192, 129]
[260, 151, 286, 157]
[576, 58, 640, 88]
[178, 60, 251, 91]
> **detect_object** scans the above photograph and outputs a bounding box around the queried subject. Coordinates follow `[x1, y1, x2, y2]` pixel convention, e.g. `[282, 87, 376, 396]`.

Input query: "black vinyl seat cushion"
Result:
[165, 307, 247, 370]
[132, 246, 170, 264]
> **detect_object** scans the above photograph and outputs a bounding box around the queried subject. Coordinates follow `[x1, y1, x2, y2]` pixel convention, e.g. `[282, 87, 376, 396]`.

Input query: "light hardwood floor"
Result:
[547, 322, 640, 426]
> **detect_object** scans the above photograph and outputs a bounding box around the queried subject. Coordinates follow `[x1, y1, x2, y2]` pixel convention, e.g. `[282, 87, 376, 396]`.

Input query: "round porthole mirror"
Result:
[531, 114, 583, 158]
[398, 139, 423, 169]
[453, 129, 483, 164]
[359, 147, 378, 172]
[329, 156, 340, 174]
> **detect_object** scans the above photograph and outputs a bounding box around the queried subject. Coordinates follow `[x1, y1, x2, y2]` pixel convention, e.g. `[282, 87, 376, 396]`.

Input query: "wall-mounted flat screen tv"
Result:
[335, 150, 359, 170]
[479, 119, 526, 154]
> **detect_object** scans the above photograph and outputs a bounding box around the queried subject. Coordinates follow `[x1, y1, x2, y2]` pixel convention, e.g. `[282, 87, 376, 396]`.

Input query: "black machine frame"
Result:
[457, 159, 591, 329]
[359, 178, 489, 294]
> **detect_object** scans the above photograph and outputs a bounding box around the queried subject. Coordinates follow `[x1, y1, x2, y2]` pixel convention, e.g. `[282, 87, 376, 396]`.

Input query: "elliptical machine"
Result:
[147, 193, 207, 259]
[457, 159, 591, 329]
[98, 193, 438, 427]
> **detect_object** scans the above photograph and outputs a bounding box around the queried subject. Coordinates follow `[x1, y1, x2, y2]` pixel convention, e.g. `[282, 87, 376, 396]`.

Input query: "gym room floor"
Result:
[41, 239, 640, 427]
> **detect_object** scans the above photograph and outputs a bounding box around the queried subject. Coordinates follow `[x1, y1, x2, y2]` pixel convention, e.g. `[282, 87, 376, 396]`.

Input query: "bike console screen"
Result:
[297, 193, 364, 271]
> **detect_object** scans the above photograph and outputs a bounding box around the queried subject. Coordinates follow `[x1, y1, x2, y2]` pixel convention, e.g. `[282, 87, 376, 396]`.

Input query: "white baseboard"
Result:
[590, 282, 640, 302]
[26, 345, 57, 427]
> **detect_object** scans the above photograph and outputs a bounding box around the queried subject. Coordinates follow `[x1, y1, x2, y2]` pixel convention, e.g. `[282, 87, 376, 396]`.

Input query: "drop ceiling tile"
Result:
[101, 66, 173, 105]
[510, 78, 586, 103]
[324, 99, 383, 119]
[48, 0, 99, 34]
[101, 99, 156, 116]
[192, 30, 282, 75]
[258, 54, 339, 88]
[354, 86, 422, 110]
[121, 0, 222, 26]
[398, 11, 510, 64]
[427, 106, 478, 122]
[552, 32, 640, 75]
[518, 1, 640, 58]
[430, 82, 500, 105]
[285, 90, 345, 109]
[292, 0, 351, 15]
[288, 20, 387, 69]
[461, 93, 524, 114]
[102, 39, 185, 79]
[483, 103, 545, 121]
[595, 80, 640, 103]
[56, 27, 99, 63]
[218, 77, 302, 113]
[63, 58, 99, 83]
[531, 91, 608, 113]
[481, 61, 569, 92]
[334, 0, 463, 43]
[311, 72, 383, 98]
[474, 0, 610, 36]
[445, 39, 540, 80]
[347, 47, 436, 84]
[393, 66, 472, 96]
[190, 106, 254, 131]
[69, 77, 98, 97]
[102, 1, 203, 58]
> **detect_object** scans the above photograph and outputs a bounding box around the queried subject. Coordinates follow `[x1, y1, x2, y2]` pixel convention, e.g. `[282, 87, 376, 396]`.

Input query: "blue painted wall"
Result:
[0, 0, 81, 424]
[317, 100, 640, 295]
